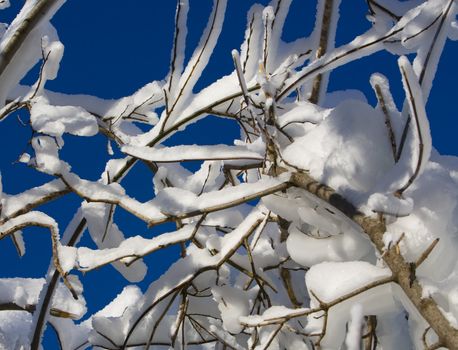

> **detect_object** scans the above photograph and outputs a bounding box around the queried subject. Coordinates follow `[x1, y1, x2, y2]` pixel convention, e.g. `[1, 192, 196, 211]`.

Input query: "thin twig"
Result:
[309, 0, 336, 104]
[395, 64, 426, 197]
[415, 238, 439, 268]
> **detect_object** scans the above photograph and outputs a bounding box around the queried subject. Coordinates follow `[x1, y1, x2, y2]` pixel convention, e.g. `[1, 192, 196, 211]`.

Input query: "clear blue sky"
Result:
[0, 1, 456, 346]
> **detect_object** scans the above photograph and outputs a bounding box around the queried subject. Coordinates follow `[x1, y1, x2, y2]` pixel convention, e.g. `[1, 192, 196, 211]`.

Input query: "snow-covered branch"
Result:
[0, 0, 457, 349]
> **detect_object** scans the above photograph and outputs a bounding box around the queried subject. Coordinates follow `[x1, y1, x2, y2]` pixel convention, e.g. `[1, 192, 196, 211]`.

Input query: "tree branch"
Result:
[0, 0, 63, 79]
[289, 171, 458, 349]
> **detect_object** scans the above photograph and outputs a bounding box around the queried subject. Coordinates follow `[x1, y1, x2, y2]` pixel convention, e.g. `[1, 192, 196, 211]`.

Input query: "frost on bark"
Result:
[0, 0, 458, 349]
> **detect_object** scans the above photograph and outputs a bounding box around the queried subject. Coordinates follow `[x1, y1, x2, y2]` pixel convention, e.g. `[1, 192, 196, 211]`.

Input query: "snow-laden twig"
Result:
[288, 171, 458, 349]
[395, 56, 431, 197]
[120, 208, 267, 349]
[166, 0, 189, 99]
[0, 211, 77, 302]
[166, 0, 227, 120]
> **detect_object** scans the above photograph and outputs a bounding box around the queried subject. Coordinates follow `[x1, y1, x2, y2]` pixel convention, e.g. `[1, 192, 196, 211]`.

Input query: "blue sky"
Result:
[0, 0, 457, 346]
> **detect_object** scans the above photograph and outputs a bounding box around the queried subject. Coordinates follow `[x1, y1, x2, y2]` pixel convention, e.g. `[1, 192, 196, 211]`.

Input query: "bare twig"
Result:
[309, 0, 337, 104]
[415, 238, 439, 268]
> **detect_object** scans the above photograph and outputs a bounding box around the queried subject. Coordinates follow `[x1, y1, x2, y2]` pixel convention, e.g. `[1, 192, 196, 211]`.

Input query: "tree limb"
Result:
[0, 0, 64, 78]
[289, 171, 458, 349]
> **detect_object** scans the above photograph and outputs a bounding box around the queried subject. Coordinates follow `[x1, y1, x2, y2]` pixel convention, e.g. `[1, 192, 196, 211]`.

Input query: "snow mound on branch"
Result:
[0, 0, 9, 10]
[0, 0, 63, 107]
[385, 156, 458, 280]
[30, 96, 98, 138]
[306, 261, 395, 349]
[0, 277, 86, 320]
[286, 226, 371, 267]
[212, 285, 250, 334]
[283, 99, 393, 202]
[40, 35, 64, 84]
[82, 202, 148, 283]
[306, 261, 391, 303]
[0, 311, 31, 349]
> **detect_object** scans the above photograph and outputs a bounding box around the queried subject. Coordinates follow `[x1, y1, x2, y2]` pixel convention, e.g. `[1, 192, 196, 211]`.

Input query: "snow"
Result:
[77, 225, 195, 271]
[208, 324, 245, 350]
[419, 278, 439, 299]
[122, 143, 264, 162]
[30, 96, 98, 138]
[47, 318, 91, 350]
[104, 81, 162, 126]
[10, 84, 116, 118]
[382, 158, 458, 280]
[369, 72, 404, 149]
[212, 285, 249, 333]
[57, 244, 77, 273]
[450, 19, 458, 40]
[1, 0, 458, 348]
[0, 277, 86, 318]
[262, 6, 275, 71]
[345, 304, 363, 350]
[0, 210, 58, 239]
[168, 0, 228, 119]
[286, 226, 371, 267]
[240, 305, 300, 327]
[94, 285, 143, 318]
[232, 49, 250, 99]
[82, 202, 148, 283]
[1, 179, 67, 219]
[52, 274, 87, 319]
[397, 56, 432, 181]
[410, 0, 457, 102]
[267, 0, 293, 70]
[0, 311, 31, 349]
[0, 1, 9, 10]
[18, 152, 31, 164]
[239, 3, 264, 78]
[0, 172, 2, 203]
[0, 278, 44, 308]
[11, 230, 25, 257]
[280, 28, 390, 99]
[89, 208, 265, 346]
[0, 0, 64, 107]
[31, 135, 70, 175]
[366, 192, 414, 216]
[40, 36, 64, 83]
[305, 261, 395, 349]
[283, 99, 393, 203]
[147, 174, 288, 224]
[166, 0, 189, 100]
[136, 71, 242, 148]
[306, 261, 392, 304]
[297, 205, 340, 235]
[278, 101, 329, 130]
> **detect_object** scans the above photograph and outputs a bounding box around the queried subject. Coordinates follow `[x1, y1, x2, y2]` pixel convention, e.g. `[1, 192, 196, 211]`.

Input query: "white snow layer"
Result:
[0, 1, 10, 10]
[283, 99, 393, 201]
[306, 261, 394, 349]
[212, 285, 250, 334]
[0, 0, 65, 107]
[30, 96, 98, 137]
[122, 143, 264, 162]
[0, 277, 86, 318]
[82, 202, 147, 283]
